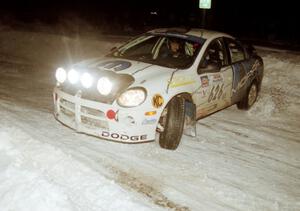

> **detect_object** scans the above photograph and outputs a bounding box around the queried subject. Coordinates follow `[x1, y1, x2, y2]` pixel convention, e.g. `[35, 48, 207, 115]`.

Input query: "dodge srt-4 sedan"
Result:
[53, 28, 264, 150]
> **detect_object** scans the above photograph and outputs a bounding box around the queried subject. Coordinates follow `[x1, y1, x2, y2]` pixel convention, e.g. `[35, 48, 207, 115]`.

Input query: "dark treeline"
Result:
[0, 0, 299, 48]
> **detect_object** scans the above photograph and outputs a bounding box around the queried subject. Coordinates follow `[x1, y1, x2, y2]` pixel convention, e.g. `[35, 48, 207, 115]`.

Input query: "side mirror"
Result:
[197, 61, 221, 74]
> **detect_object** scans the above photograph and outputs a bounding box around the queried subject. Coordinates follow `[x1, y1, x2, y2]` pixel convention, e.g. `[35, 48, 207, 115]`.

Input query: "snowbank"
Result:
[0, 126, 158, 211]
[249, 51, 300, 120]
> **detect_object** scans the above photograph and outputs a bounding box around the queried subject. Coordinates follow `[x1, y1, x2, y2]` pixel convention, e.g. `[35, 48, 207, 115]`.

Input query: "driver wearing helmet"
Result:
[167, 37, 185, 58]
[158, 37, 198, 68]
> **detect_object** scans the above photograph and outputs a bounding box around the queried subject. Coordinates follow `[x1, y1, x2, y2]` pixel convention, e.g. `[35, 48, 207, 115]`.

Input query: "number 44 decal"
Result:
[208, 84, 224, 103]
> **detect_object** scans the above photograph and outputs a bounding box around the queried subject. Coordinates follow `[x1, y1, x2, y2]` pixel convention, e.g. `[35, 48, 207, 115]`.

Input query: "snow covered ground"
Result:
[0, 29, 299, 211]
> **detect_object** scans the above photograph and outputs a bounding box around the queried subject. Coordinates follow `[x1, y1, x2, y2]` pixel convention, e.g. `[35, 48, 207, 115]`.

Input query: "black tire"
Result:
[237, 82, 258, 110]
[159, 96, 185, 150]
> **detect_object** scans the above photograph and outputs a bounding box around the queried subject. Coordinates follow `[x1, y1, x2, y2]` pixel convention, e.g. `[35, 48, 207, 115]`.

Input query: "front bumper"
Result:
[53, 87, 157, 143]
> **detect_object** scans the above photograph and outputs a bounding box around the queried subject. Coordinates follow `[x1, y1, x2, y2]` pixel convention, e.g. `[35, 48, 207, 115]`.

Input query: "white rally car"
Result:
[53, 28, 263, 150]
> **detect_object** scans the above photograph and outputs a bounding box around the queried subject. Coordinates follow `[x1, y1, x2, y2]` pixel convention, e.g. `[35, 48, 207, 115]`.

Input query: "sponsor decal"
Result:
[212, 73, 223, 83]
[170, 80, 195, 88]
[152, 94, 164, 108]
[97, 60, 131, 71]
[208, 84, 224, 103]
[200, 75, 209, 87]
[142, 118, 157, 125]
[145, 111, 157, 116]
[101, 131, 147, 141]
[170, 75, 196, 88]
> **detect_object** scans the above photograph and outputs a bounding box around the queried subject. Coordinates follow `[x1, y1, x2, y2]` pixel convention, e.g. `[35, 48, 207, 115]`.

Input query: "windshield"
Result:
[108, 33, 206, 69]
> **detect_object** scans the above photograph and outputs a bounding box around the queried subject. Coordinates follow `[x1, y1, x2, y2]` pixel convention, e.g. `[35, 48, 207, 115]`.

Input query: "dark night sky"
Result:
[0, 0, 299, 45]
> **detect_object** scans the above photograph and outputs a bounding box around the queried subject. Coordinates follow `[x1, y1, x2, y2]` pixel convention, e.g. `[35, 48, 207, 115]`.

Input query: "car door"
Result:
[224, 37, 249, 104]
[194, 38, 233, 119]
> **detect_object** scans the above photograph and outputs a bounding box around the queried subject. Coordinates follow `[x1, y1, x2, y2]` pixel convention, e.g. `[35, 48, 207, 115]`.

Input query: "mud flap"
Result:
[183, 101, 196, 137]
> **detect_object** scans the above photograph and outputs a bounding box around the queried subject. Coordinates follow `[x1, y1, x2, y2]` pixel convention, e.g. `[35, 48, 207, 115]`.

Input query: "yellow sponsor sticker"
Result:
[169, 75, 196, 88]
[169, 80, 196, 88]
[152, 94, 164, 108]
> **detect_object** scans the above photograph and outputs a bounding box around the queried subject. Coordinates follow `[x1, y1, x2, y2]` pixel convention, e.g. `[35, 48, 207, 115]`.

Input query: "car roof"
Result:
[149, 28, 234, 41]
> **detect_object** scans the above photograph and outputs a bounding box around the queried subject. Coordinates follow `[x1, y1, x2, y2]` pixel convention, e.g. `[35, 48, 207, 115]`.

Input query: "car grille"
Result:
[81, 116, 108, 129]
[81, 106, 105, 118]
[61, 107, 75, 119]
[61, 99, 75, 110]
[59, 98, 108, 130]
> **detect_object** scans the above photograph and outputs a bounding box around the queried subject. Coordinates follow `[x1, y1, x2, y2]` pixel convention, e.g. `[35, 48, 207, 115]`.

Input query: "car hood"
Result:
[61, 57, 173, 104]
[75, 57, 173, 78]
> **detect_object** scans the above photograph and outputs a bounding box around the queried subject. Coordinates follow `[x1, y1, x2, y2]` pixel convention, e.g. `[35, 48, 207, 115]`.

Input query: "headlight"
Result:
[97, 77, 113, 95]
[80, 72, 93, 88]
[68, 69, 79, 84]
[117, 88, 147, 107]
[55, 67, 67, 83]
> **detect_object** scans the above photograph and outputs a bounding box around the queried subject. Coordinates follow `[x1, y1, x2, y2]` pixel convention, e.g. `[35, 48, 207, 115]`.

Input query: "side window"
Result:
[200, 39, 227, 68]
[157, 37, 194, 58]
[225, 38, 246, 63]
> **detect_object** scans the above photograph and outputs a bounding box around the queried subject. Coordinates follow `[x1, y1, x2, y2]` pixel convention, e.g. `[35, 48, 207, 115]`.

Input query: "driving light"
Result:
[117, 88, 146, 107]
[55, 67, 67, 83]
[97, 77, 113, 95]
[68, 69, 79, 84]
[80, 72, 93, 88]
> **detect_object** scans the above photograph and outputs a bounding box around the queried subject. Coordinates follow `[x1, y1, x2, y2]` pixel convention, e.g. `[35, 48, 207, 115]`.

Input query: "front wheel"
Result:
[158, 96, 185, 150]
[237, 82, 258, 110]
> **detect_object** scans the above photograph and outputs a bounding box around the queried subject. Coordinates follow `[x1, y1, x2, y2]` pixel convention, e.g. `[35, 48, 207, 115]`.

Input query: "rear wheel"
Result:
[237, 82, 258, 110]
[158, 96, 185, 150]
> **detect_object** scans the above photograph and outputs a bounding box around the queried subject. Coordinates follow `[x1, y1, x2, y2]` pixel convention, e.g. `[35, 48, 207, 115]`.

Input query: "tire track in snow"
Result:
[108, 166, 190, 211]
[59, 142, 192, 211]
